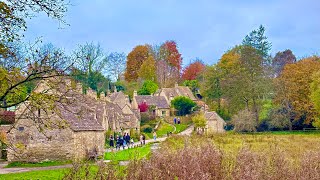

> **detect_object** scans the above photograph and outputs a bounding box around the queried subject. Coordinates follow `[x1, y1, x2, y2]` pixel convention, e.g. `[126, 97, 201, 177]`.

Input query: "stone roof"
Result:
[109, 92, 122, 102]
[135, 95, 170, 109]
[156, 86, 197, 101]
[104, 101, 139, 129]
[204, 111, 226, 124]
[57, 93, 105, 131]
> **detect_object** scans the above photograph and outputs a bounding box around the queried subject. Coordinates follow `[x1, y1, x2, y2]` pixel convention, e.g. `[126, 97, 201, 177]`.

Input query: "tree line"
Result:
[1, 0, 320, 132]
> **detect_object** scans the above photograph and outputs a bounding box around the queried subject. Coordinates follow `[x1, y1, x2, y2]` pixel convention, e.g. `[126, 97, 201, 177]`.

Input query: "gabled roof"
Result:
[109, 92, 122, 102]
[204, 111, 226, 124]
[16, 78, 105, 132]
[135, 95, 170, 109]
[157, 86, 196, 101]
[56, 93, 105, 131]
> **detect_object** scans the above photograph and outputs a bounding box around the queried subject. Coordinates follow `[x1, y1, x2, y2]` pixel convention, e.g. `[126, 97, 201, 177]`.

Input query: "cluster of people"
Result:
[109, 133, 133, 150]
[173, 117, 181, 124]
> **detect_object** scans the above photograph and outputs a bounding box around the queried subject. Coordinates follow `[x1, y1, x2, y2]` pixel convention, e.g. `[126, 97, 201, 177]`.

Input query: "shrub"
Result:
[138, 101, 148, 112]
[192, 113, 207, 132]
[141, 125, 153, 133]
[232, 109, 257, 132]
[140, 112, 155, 123]
[267, 107, 291, 130]
[171, 96, 196, 116]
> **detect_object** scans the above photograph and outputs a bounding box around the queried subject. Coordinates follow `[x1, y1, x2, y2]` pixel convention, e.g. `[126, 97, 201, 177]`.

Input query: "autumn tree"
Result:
[124, 45, 150, 82]
[211, 46, 271, 122]
[182, 60, 205, 80]
[272, 49, 296, 77]
[138, 56, 156, 81]
[274, 56, 320, 126]
[242, 25, 272, 60]
[311, 71, 320, 127]
[156, 41, 182, 87]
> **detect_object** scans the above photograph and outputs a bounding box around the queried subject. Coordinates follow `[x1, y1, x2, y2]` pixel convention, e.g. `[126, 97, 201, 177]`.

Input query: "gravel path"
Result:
[0, 162, 72, 174]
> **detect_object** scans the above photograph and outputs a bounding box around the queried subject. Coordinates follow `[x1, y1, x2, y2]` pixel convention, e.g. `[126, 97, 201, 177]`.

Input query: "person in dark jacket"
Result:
[142, 134, 146, 145]
[109, 135, 114, 148]
[125, 133, 131, 148]
[119, 136, 124, 150]
[116, 135, 120, 150]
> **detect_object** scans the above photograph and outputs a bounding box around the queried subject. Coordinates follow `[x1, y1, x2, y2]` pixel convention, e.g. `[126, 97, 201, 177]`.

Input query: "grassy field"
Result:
[155, 121, 175, 137]
[0, 168, 69, 180]
[6, 160, 71, 168]
[105, 144, 151, 161]
[174, 124, 188, 133]
[4, 131, 320, 179]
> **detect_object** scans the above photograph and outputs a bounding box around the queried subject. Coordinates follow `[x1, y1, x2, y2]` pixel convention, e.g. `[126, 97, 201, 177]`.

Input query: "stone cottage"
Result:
[204, 111, 226, 133]
[107, 90, 140, 133]
[154, 83, 198, 104]
[7, 86, 106, 162]
[132, 91, 170, 117]
[7, 79, 140, 162]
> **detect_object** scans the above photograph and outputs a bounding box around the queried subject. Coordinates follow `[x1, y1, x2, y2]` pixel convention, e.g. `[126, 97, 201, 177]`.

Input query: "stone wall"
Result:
[7, 118, 75, 162]
[207, 120, 225, 133]
[73, 131, 105, 160]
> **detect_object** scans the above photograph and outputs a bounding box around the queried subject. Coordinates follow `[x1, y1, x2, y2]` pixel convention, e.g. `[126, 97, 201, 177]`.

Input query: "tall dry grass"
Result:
[64, 133, 320, 180]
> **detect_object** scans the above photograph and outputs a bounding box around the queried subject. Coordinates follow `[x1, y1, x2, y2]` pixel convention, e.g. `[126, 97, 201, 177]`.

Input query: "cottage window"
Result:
[18, 127, 24, 131]
[162, 111, 166, 116]
[38, 109, 41, 117]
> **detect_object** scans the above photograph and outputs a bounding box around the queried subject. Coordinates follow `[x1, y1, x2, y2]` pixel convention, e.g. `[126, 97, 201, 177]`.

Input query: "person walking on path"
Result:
[125, 133, 131, 148]
[174, 117, 177, 124]
[142, 134, 146, 145]
[123, 133, 127, 148]
[140, 134, 144, 146]
[109, 135, 114, 149]
[177, 118, 181, 124]
[116, 135, 120, 150]
[153, 131, 157, 141]
[130, 138, 134, 147]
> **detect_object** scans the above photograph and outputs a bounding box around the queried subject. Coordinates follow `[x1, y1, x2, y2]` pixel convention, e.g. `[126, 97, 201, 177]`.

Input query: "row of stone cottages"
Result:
[132, 83, 226, 133]
[2, 80, 225, 162]
[3, 79, 140, 162]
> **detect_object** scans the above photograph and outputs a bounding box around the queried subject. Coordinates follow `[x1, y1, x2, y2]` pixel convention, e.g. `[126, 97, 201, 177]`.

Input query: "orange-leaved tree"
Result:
[274, 56, 320, 125]
[182, 60, 205, 80]
[124, 45, 150, 82]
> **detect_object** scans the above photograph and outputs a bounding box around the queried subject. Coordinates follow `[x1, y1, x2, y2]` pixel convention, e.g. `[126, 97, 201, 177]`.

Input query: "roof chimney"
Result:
[133, 90, 137, 97]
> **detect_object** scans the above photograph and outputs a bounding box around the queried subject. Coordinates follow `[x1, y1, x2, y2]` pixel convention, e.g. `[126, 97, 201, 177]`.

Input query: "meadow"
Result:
[2, 132, 320, 179]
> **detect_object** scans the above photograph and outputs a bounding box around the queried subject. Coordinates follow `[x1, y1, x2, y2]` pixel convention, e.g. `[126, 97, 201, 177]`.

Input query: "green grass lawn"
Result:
[174, 124, 188, 133]
[105, 144, 151, 161]
[155, 121, 175, 137]
[0, 168, 68, 180]
[6, 160, 71, 168]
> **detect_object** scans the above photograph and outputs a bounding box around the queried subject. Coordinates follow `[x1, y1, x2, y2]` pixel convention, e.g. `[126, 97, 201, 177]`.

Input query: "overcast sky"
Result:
[24, 0, 320, 66]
